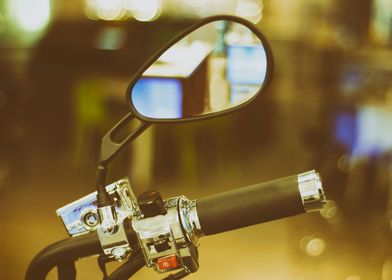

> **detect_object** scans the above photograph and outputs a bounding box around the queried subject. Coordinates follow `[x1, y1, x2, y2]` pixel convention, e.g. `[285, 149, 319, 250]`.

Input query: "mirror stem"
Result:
[96, 164, 111, 207]
[96, 112, 150, 206]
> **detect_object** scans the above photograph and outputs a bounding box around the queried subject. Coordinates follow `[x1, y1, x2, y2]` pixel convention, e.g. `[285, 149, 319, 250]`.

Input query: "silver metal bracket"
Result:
[97, 217, 132, 261]
[96, 179, 139, 261]
[56, 178, 138, 236]
[57, 178, 139, 261]
[132, 196, 200, 273]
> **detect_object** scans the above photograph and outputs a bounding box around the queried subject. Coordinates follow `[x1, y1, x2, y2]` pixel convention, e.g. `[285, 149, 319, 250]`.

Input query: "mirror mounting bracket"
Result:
[99, 112, 150, 167]
[96, 112, 150, 207]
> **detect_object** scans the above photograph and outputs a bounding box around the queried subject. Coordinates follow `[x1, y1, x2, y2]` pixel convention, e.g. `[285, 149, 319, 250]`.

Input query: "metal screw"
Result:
[84, 211, 99, 227]
[111, 247, 127, 262]
[102, 222, 116, 235]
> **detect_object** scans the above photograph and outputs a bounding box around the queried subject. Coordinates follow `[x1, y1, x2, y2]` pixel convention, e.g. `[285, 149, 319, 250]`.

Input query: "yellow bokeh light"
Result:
[126, 0, 161, 22]
[235, 0, 263, 24]
[305, 237, 325, 257]
[85, 0, 160, 21]
[10, 0, 51, 32]
[85, 0, 126, 21]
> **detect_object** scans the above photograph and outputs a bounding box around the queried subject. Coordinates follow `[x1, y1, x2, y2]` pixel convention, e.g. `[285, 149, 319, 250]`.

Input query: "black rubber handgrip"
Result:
[196, 174, 305, 235]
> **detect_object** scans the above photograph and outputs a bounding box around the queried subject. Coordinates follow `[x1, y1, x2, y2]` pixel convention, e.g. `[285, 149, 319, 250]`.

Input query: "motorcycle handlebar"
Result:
[196, 170, 325, 235]
[26, 171, 325, 279]
[25, 232, 102, 280]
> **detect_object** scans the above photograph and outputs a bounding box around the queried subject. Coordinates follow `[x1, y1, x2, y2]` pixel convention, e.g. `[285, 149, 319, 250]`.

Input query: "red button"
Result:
[157, 255, 179, 271]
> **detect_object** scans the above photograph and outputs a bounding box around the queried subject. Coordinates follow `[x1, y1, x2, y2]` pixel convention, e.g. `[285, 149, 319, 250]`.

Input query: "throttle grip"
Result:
[196, 170, 325, 235]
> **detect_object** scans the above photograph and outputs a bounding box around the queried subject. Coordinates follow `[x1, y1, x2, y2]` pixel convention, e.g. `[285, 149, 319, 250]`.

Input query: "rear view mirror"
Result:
[126, 16, 273, 122]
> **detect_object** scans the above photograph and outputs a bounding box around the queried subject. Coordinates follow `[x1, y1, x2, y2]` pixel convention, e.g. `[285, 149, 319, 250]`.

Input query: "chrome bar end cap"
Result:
[297, 170, 326, 212]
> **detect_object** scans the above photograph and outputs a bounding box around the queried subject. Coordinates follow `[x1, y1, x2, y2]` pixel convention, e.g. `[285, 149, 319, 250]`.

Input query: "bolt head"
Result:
[101, 222, 116, 235]
[112, 247, 127, 261]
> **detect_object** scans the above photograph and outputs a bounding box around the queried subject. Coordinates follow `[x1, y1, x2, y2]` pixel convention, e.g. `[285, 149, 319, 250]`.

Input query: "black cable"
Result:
[107, 252, 145, 280]
[162, 270, 190, 280]
[98, 255, 110, 280]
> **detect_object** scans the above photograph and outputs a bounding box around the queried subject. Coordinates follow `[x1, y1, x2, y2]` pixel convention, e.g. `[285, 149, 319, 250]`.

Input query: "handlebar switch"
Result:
[132, 196, 200, 274]
[157, 255, 180, 271]
[138, 190, 167, 218]
[151, 237, 171, 252]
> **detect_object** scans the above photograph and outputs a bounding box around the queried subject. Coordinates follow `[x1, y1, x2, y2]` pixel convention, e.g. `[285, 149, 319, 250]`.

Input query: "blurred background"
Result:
[1, 0, 392, 279]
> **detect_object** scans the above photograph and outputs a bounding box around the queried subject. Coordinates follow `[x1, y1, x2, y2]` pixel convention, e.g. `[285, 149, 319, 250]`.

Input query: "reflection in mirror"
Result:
[130, 20, 268, 120]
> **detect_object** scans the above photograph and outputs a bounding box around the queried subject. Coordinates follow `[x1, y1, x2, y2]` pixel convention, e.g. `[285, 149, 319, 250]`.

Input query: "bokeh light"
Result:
[10, 0, 51, 32]
[126, 0, 162, 22]
[320, 200, 341, 225]
[300, 236, 326, 257]
[85, 0, 125, 21]
[235, 0, 263, 23]
[85, 0, 161, 22]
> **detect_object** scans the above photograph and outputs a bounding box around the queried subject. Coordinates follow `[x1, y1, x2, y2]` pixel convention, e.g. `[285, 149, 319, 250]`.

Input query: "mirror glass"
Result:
[129, 20, 269, 120]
